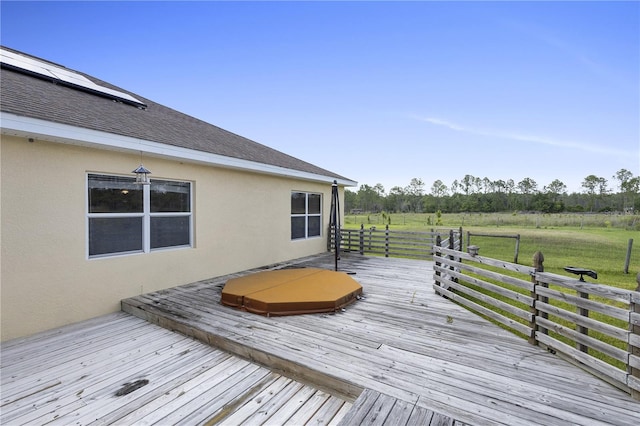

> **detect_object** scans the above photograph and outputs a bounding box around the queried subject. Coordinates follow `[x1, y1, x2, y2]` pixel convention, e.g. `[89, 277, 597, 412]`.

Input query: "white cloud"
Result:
[417, 116, 634, 158]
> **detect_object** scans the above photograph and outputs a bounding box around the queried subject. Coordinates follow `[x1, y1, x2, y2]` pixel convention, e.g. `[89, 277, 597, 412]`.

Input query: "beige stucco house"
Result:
[0, 46, 356, 341]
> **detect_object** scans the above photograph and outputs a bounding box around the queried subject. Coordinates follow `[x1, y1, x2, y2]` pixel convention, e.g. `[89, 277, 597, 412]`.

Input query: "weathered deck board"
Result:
[336, 388, 461, 426]
[0, 312, 351, 425]
[122, 253, 640, 425]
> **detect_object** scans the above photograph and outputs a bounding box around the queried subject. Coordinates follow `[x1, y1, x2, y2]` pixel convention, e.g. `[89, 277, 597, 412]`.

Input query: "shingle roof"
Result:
[0, 46, 351, 182]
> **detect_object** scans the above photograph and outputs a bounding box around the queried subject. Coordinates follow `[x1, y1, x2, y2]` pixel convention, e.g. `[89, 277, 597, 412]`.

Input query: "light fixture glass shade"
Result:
[132, 164, 151, 185]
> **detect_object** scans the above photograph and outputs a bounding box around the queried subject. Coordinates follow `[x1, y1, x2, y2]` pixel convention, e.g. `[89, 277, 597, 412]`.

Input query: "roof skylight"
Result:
[0, 48, 147, 108]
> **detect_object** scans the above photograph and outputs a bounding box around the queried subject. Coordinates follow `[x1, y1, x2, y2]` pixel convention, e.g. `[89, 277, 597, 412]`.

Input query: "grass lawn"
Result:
[344, 212, 639, 291]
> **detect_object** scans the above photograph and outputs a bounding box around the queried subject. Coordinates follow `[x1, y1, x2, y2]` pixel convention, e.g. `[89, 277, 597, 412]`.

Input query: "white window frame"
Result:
[291, 191, 322, 240]
[87, 173, 193, 259]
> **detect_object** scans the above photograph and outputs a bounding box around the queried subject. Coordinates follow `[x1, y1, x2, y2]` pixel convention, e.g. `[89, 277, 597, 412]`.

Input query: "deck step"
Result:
[337, 388, 464, 426]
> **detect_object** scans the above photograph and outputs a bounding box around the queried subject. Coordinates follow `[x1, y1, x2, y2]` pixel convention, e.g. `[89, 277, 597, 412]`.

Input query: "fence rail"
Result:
[467, 231, 521, 263]
[433, 244, 640, 400]
[330, 225, 461, 259]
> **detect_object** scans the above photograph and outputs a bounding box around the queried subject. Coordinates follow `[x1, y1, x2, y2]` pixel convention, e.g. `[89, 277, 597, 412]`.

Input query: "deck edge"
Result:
[121, 297, 363, 402]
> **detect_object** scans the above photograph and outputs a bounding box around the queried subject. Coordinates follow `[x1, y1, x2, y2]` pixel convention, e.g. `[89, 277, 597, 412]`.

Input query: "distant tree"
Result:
[357, 184, 382, 212]
[344, 189, 357, 212]
[405, 178, 425, 212]
[629, 177, 640, 212]
[455, 175, 482, 211]
[597, 177, 611, 212]
[582, 175, 599, 196]
[388, 186, 405, 195]
[517, 178, 538, 194]
[582, 175, 609, 212]
[487, 179, 509, 211]
[627, 176, 640, 193]
[450, 179, 460, 195]
[461, 174, 474, 195]
[544, 179, 566, 200]
[530, 192, 555, 213]
[613, 169, 633, 192]
[427, 180, 447, 213]
[545, 179, 566, 195]
[430, 180, 448, 198]
[517, 178, 538, 210]
[613, 169, 639, 212]
[406, 178, 425, 196]
[473, 176, 483, 193]
[385, 186, 406, 213]
[373, 183, 386, 197]
[505, 179, 515, 194]
[597, 177, 609, 195]
[482, 177, 493, 194]
[354, 169, 635, 215]
[504, 179, 516, 210]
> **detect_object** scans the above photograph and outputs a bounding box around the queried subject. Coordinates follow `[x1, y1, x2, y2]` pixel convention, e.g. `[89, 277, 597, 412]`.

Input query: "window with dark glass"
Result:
[150, 180, 191, 250]
[291, 192, 322, 240]
[88, 175, 143, 213]
[87, 174, 192, 257]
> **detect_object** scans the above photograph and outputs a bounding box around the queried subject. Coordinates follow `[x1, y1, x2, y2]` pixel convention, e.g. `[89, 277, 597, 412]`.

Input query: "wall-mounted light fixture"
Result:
[132, 152, 152, 185]
[132, 164, 151, 184]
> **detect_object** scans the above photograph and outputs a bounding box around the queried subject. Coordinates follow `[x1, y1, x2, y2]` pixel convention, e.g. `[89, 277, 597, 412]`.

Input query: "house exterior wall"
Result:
[1, 135, 342, 340]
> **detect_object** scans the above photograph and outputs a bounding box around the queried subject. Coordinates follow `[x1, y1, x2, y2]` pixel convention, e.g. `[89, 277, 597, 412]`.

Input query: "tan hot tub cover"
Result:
[221, 268, 362, 316]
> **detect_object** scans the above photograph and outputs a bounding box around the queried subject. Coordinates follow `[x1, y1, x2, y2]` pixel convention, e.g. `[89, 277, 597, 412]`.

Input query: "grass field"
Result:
[345, 211, 639, 230]
[344, 212, 639, 291]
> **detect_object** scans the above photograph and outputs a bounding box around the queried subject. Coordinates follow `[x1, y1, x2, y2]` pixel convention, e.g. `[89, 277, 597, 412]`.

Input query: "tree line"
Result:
[345, 169, 639, 214]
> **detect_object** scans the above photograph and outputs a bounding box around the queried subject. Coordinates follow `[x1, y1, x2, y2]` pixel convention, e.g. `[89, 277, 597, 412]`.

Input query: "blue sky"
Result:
[2, 1, 638, 194]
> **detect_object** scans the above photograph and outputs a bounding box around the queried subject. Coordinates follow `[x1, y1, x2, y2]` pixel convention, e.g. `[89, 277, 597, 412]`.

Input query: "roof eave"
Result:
[0, 112, 358, 187]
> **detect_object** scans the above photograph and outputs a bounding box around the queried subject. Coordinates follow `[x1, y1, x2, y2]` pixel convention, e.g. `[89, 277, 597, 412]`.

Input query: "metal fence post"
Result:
[434, 235, 442, 291]
[359, 223, 364, 255]
[385, 224, 389, 258]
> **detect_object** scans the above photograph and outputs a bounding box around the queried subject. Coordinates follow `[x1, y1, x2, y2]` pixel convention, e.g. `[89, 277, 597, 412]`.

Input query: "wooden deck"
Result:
[1, 312, 352, 425]
[121, 253, 640, 426]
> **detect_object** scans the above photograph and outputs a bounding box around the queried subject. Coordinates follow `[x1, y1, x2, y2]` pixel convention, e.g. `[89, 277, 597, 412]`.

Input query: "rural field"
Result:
[343, 212, 639, 291]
